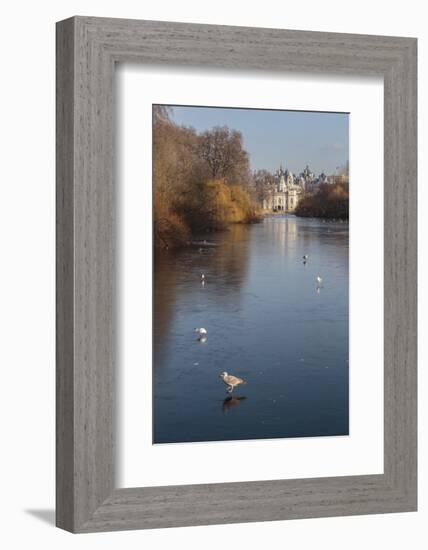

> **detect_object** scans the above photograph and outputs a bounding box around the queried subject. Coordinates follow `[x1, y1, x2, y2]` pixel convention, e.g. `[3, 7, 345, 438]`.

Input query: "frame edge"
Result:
[56, 16, 76, 532]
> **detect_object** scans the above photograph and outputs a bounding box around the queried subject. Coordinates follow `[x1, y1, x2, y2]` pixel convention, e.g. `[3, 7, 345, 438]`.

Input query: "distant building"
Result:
[301, 165, 315, 186]
[263, 165, 303, 212]
[261, 163, 346, 212]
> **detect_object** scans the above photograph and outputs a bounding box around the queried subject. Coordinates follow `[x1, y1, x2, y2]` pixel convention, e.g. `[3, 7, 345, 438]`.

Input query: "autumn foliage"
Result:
[295, 182, 349, 220]
[153, 106, 260, 249]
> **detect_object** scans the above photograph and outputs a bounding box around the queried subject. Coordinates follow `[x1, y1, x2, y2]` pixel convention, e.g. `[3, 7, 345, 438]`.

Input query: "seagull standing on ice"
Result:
[219, 372, 246, 393]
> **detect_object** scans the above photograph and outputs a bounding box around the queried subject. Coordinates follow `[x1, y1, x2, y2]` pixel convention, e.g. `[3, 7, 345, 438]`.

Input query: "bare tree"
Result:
[253, 169, 275, 202]
[153, 116, 259, 247]
[197, 126, 250, 185]
[152, 104, 172, 124]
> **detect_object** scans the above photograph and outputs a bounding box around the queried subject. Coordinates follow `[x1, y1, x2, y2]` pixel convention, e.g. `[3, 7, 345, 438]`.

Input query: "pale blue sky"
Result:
[168, 105, 349, 176]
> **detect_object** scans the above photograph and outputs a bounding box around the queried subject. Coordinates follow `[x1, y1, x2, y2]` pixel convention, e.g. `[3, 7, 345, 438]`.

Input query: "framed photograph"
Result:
[56, 16, 417, 532]
[149, 104, 351, 446]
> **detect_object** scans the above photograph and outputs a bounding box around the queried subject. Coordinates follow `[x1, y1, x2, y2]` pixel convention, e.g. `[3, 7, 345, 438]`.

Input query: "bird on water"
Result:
[316, 276, 323, 286]
[219, 372, 246, 393]
[303, 254, 309, 260]
[194, 327, 207, 343]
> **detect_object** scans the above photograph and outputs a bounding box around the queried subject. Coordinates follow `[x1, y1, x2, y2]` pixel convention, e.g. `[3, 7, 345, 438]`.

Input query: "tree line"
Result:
[252, 167, 349, 220]
[295, 182, 349, 220]
[153, 106, 261, 249]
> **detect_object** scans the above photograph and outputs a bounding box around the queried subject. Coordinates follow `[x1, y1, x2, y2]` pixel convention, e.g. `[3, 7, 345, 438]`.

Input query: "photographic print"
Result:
[153, 104, 349, 444]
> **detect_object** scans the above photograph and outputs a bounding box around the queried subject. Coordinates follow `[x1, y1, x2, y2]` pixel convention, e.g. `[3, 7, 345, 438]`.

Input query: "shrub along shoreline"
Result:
[294, 182, 349, 220]
[153, 106, 261, 250]
[155, 179, 262, 250]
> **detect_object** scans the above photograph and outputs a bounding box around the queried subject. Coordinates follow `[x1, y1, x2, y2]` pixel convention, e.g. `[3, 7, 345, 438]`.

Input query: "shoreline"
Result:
[261, 211, 349, 222]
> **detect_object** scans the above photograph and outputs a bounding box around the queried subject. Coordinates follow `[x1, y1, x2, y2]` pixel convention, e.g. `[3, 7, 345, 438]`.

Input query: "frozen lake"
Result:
[153, 214, 349, 444]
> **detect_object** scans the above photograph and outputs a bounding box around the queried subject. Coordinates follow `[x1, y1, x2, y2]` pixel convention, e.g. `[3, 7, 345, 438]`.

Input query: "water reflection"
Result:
[222, 396, 247, 414]
[153, 215, 349, 444]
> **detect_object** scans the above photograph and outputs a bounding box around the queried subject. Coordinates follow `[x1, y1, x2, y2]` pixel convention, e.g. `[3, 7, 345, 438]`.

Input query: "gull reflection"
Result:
[222, 396, 247, 414]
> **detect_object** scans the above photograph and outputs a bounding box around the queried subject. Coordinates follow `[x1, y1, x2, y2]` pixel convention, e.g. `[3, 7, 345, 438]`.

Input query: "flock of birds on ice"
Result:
[193, 252, 323, 395]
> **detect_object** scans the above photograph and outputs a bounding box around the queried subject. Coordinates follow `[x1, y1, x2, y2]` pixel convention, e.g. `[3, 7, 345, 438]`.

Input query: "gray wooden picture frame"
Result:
[56, 16, 417, 533]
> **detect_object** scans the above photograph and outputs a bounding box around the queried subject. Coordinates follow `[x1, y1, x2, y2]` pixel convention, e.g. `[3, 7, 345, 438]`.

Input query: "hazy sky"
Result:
[168, 105, 349, 176]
